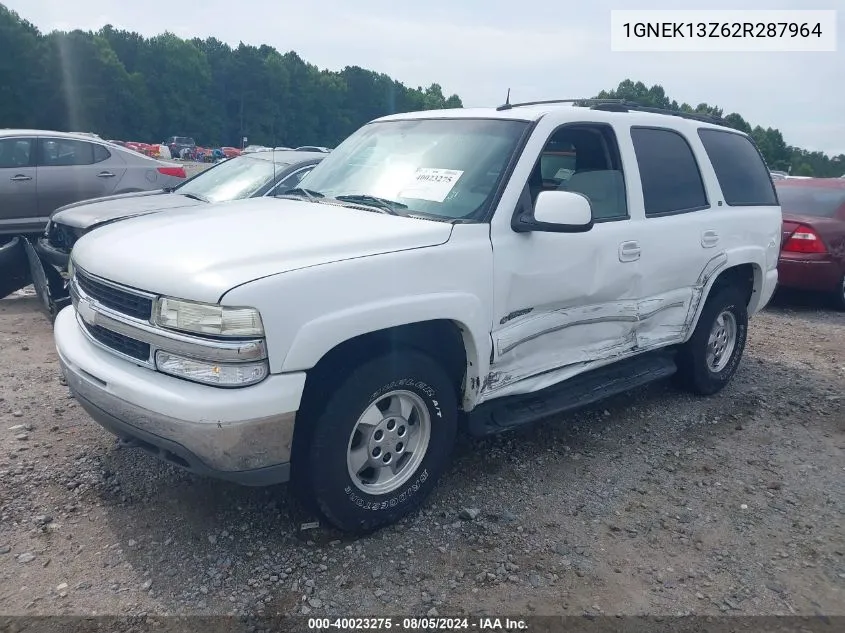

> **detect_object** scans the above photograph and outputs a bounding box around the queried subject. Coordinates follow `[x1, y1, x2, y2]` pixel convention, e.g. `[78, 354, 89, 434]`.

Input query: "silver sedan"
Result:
[0, 129, 187, 237]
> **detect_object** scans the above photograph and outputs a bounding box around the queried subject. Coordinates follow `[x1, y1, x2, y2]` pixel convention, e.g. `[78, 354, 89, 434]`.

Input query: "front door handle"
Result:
[96, 171, 116, 178]
[10, 174, 32, 182]
[701, 230, 719, 248]
[619, 240, 641, 262]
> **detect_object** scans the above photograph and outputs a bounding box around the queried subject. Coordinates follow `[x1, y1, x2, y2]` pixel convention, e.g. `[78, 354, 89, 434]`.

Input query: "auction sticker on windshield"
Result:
[399, 168, 463, 202]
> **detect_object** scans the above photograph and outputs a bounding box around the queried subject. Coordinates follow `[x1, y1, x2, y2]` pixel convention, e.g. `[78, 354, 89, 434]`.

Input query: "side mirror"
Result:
[512, 190, 594, 233]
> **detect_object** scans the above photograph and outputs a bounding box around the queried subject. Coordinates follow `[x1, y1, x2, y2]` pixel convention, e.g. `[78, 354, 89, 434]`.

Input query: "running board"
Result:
[466, 352, 677, 437]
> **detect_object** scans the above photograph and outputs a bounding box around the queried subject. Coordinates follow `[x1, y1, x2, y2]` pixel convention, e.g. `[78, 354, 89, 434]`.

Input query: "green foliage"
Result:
[0, 3, 462, 147]
[595, 80, 844, 177]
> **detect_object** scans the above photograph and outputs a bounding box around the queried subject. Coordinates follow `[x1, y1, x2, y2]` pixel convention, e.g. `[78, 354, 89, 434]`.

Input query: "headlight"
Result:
[153, 297, 264, 337]
[155, 351, 268, 387]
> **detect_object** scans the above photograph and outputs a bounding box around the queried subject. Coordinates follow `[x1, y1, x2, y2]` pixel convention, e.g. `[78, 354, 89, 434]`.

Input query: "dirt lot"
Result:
[0, 289, 843, 618]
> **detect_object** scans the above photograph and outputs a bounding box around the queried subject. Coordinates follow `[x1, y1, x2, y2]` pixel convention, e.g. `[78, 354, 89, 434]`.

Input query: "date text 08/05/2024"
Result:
[307, 617, 529, 630]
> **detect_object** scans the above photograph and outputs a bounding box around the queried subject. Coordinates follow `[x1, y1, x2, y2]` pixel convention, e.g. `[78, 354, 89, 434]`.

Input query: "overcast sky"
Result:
[8, 0, 843, 155]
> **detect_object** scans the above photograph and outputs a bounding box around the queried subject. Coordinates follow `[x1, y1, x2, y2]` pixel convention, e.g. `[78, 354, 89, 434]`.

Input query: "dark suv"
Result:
[165, 136, 196, 159]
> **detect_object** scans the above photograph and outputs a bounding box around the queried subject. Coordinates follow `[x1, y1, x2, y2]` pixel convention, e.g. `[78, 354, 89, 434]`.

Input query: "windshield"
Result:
[175, 156, 287, 202]
[776, 185, 845, 218]
[297, 118, 529, 220]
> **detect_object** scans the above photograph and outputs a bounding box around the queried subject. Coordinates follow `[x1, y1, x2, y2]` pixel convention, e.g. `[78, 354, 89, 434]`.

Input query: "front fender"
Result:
[282, 290, 487, 381]
[219, 225, 495, 407]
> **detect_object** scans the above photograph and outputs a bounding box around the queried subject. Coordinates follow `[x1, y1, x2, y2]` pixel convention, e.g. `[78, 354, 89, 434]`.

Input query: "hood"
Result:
[71, 197, 454, 303]
[52, 192, 203, 229]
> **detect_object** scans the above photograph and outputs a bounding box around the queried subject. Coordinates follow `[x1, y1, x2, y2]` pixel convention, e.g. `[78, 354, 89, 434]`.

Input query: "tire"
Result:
[832, 274, 845, 311]
[675, 284, 748, 396]
[292, 350, 457, 534]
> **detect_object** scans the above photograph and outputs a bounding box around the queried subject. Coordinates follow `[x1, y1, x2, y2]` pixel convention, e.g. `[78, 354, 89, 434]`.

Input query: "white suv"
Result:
[54, 100, 781, 533]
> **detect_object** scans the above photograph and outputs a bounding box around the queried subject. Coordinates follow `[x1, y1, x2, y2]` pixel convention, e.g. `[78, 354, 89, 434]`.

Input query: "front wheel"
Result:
[675, 285, 748, 395]
[292, 350, 458, 533]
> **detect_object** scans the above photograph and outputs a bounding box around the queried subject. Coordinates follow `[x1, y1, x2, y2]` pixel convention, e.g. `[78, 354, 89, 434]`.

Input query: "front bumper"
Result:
[35, 236, 71, 272]
[54, 306, 306, 486]
[777, 254, 842, 293]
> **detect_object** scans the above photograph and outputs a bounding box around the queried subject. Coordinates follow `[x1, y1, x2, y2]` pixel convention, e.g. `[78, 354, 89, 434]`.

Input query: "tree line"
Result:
[0, 4, 462, 148]
[1, 4, 841, 176]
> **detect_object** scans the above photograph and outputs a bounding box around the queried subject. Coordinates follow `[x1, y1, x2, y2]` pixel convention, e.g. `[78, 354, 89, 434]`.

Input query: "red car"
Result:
[776, 178, 845, 309]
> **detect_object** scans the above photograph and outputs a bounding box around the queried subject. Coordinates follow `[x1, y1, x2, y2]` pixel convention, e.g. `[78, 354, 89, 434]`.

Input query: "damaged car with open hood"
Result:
[53, 99, 782, 533]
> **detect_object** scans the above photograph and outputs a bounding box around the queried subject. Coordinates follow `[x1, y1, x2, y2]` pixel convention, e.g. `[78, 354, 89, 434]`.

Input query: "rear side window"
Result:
[698, 129, 778, 206]
[39, 139, 96, 166]
[93, 144, 111, 163]
[631, 127, 708, 216]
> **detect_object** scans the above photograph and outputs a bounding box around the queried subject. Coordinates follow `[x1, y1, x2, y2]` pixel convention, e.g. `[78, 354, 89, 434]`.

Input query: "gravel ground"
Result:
[0, 289, 842, 618]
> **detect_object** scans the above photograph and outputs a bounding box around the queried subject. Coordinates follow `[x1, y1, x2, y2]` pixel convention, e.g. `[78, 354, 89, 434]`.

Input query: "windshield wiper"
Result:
[333, 194, 407, 215]
[180, 192, 209, 203]
[275, 187, 325, 203]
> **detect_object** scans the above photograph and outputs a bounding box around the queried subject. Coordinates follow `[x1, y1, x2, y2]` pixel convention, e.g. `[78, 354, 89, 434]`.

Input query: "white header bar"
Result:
[610, 10, 837, 52]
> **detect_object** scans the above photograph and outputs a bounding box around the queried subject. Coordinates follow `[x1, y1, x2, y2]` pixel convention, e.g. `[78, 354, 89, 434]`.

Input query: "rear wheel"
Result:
[675, 285, 748, 395]
[291, 350, 457, 534]
[833, 274, 845, 311]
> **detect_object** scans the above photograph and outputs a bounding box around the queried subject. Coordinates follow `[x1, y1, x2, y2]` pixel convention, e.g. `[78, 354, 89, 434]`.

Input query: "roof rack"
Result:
[496, 97, 727, 126]
[496, 98, 625, 111]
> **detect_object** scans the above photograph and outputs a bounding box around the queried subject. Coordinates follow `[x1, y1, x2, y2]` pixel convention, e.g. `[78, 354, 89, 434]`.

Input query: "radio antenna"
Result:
[498, 88, 513, 111]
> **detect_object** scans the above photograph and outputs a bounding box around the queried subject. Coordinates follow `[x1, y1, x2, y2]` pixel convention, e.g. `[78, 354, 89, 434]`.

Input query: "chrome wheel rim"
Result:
[706, 310, 737, 373]
[346, 389, 431, 495]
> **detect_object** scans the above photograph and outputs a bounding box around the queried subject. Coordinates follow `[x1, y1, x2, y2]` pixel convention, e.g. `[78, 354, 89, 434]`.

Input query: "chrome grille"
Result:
[82, 321, 151, 362]
[75, 269, 153, 321]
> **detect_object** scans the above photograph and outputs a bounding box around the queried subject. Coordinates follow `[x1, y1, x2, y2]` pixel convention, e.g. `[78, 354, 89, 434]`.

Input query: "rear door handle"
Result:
[701, 230, 719, 248]
[10, 174, 32, 182]
[96, 171, 116, 178]
[619, 240, 641, 262]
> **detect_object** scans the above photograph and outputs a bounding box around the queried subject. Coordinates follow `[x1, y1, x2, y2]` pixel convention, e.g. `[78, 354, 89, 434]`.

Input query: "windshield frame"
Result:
[775, 184, 845, 219]
[297, 117, 536, 223]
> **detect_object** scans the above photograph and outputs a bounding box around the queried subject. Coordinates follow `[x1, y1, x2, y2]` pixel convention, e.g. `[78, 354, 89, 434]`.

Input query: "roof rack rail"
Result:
[589, 100, 726, 125]
[496, 98, 625, 111]
[495, 97, 728, 127]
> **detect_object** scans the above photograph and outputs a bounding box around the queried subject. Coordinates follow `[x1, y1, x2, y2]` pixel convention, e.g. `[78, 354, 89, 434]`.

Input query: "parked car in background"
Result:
[294, 145, 331, 153]
[769, 170, 788, 180]
[0, 129, 187, 298]
[26, 151, 325, 317]
[165, 136, 196, 159]
[243, 145, 272, 154]
[775, 178, 845, 309]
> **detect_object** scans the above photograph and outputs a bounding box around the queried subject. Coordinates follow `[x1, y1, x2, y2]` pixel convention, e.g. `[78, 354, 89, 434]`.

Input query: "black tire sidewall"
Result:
[305, 351, 457, 533]
[684, 286, 748, 393]
[833, 275, 845, 311]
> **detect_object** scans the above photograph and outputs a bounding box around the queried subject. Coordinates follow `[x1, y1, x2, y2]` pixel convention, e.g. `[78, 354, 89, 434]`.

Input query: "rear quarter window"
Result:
[697, 128, 778, 206]
[93, 144, 111, 163]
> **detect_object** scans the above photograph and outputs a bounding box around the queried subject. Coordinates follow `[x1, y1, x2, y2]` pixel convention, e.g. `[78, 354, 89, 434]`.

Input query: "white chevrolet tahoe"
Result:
[54, 100, 782, 533]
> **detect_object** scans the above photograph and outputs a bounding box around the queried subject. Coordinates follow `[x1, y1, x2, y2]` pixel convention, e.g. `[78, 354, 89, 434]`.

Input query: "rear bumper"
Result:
[54, 306, 305, 486]
[777, 254, 842, 293]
